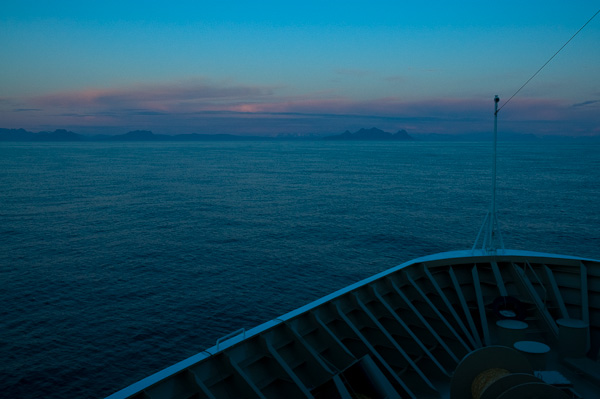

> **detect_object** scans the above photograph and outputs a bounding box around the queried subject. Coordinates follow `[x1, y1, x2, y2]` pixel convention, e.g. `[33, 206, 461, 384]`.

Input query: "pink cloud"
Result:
[5, 79, 598, 136]
[30, 80, 274, 110]
[222, 96, 490, 119]
[22, 79, 578, 124]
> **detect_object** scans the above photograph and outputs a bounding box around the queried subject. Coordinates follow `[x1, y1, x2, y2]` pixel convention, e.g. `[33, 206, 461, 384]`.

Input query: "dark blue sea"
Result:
[1, 141, 598, 398]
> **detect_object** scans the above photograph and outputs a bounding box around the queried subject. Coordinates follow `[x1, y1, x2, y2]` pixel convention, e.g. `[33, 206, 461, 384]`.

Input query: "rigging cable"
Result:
[497, 7, 600, 113]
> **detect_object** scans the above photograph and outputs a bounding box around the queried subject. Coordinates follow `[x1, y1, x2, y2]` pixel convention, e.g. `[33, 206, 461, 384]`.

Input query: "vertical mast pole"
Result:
[488, 95, 499, 249]
[472, 95, 504, 253]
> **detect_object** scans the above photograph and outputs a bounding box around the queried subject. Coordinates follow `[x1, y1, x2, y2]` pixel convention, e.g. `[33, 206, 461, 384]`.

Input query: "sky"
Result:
[1, 1, 599, 137]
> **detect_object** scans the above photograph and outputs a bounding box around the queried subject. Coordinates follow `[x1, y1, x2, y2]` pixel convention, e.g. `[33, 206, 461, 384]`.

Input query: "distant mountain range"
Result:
[323, 127, 413, 141]
[1, 127, 414, 142]
[0, 129, 271, 142]
[1, 127, 599, 142]
[409, 132, 600, 142]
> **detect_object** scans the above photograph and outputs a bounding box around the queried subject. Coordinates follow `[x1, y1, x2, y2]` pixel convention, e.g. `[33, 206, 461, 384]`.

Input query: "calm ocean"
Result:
[1, 141, 599, 398]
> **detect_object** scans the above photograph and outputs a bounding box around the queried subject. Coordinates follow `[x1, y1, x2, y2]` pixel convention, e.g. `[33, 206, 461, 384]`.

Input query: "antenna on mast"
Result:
[471, 8, 598, 254]
[473, 95, 505, 254]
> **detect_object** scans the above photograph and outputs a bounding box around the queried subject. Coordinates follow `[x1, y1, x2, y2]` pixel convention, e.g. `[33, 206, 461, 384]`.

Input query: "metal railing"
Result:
[216, 328, 246, 351]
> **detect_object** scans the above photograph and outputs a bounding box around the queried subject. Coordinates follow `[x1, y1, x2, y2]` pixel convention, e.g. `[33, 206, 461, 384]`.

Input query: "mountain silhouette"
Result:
[323, 127, 413, 141]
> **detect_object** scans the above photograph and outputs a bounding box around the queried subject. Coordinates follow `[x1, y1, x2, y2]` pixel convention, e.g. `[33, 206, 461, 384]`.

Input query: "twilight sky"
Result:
[2, 1, 599, 136]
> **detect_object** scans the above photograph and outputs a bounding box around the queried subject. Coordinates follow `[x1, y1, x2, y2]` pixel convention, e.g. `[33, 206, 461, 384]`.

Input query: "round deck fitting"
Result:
[496, 319, 528, 346]
[479, 373, 541, 399]
[513, 341, 550, 370]
[450, 346, 533, 399]
[557, 318, 589, 358]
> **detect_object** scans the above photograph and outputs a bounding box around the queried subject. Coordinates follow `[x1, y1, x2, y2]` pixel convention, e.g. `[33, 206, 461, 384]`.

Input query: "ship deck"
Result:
[107, 250, 600, 399]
